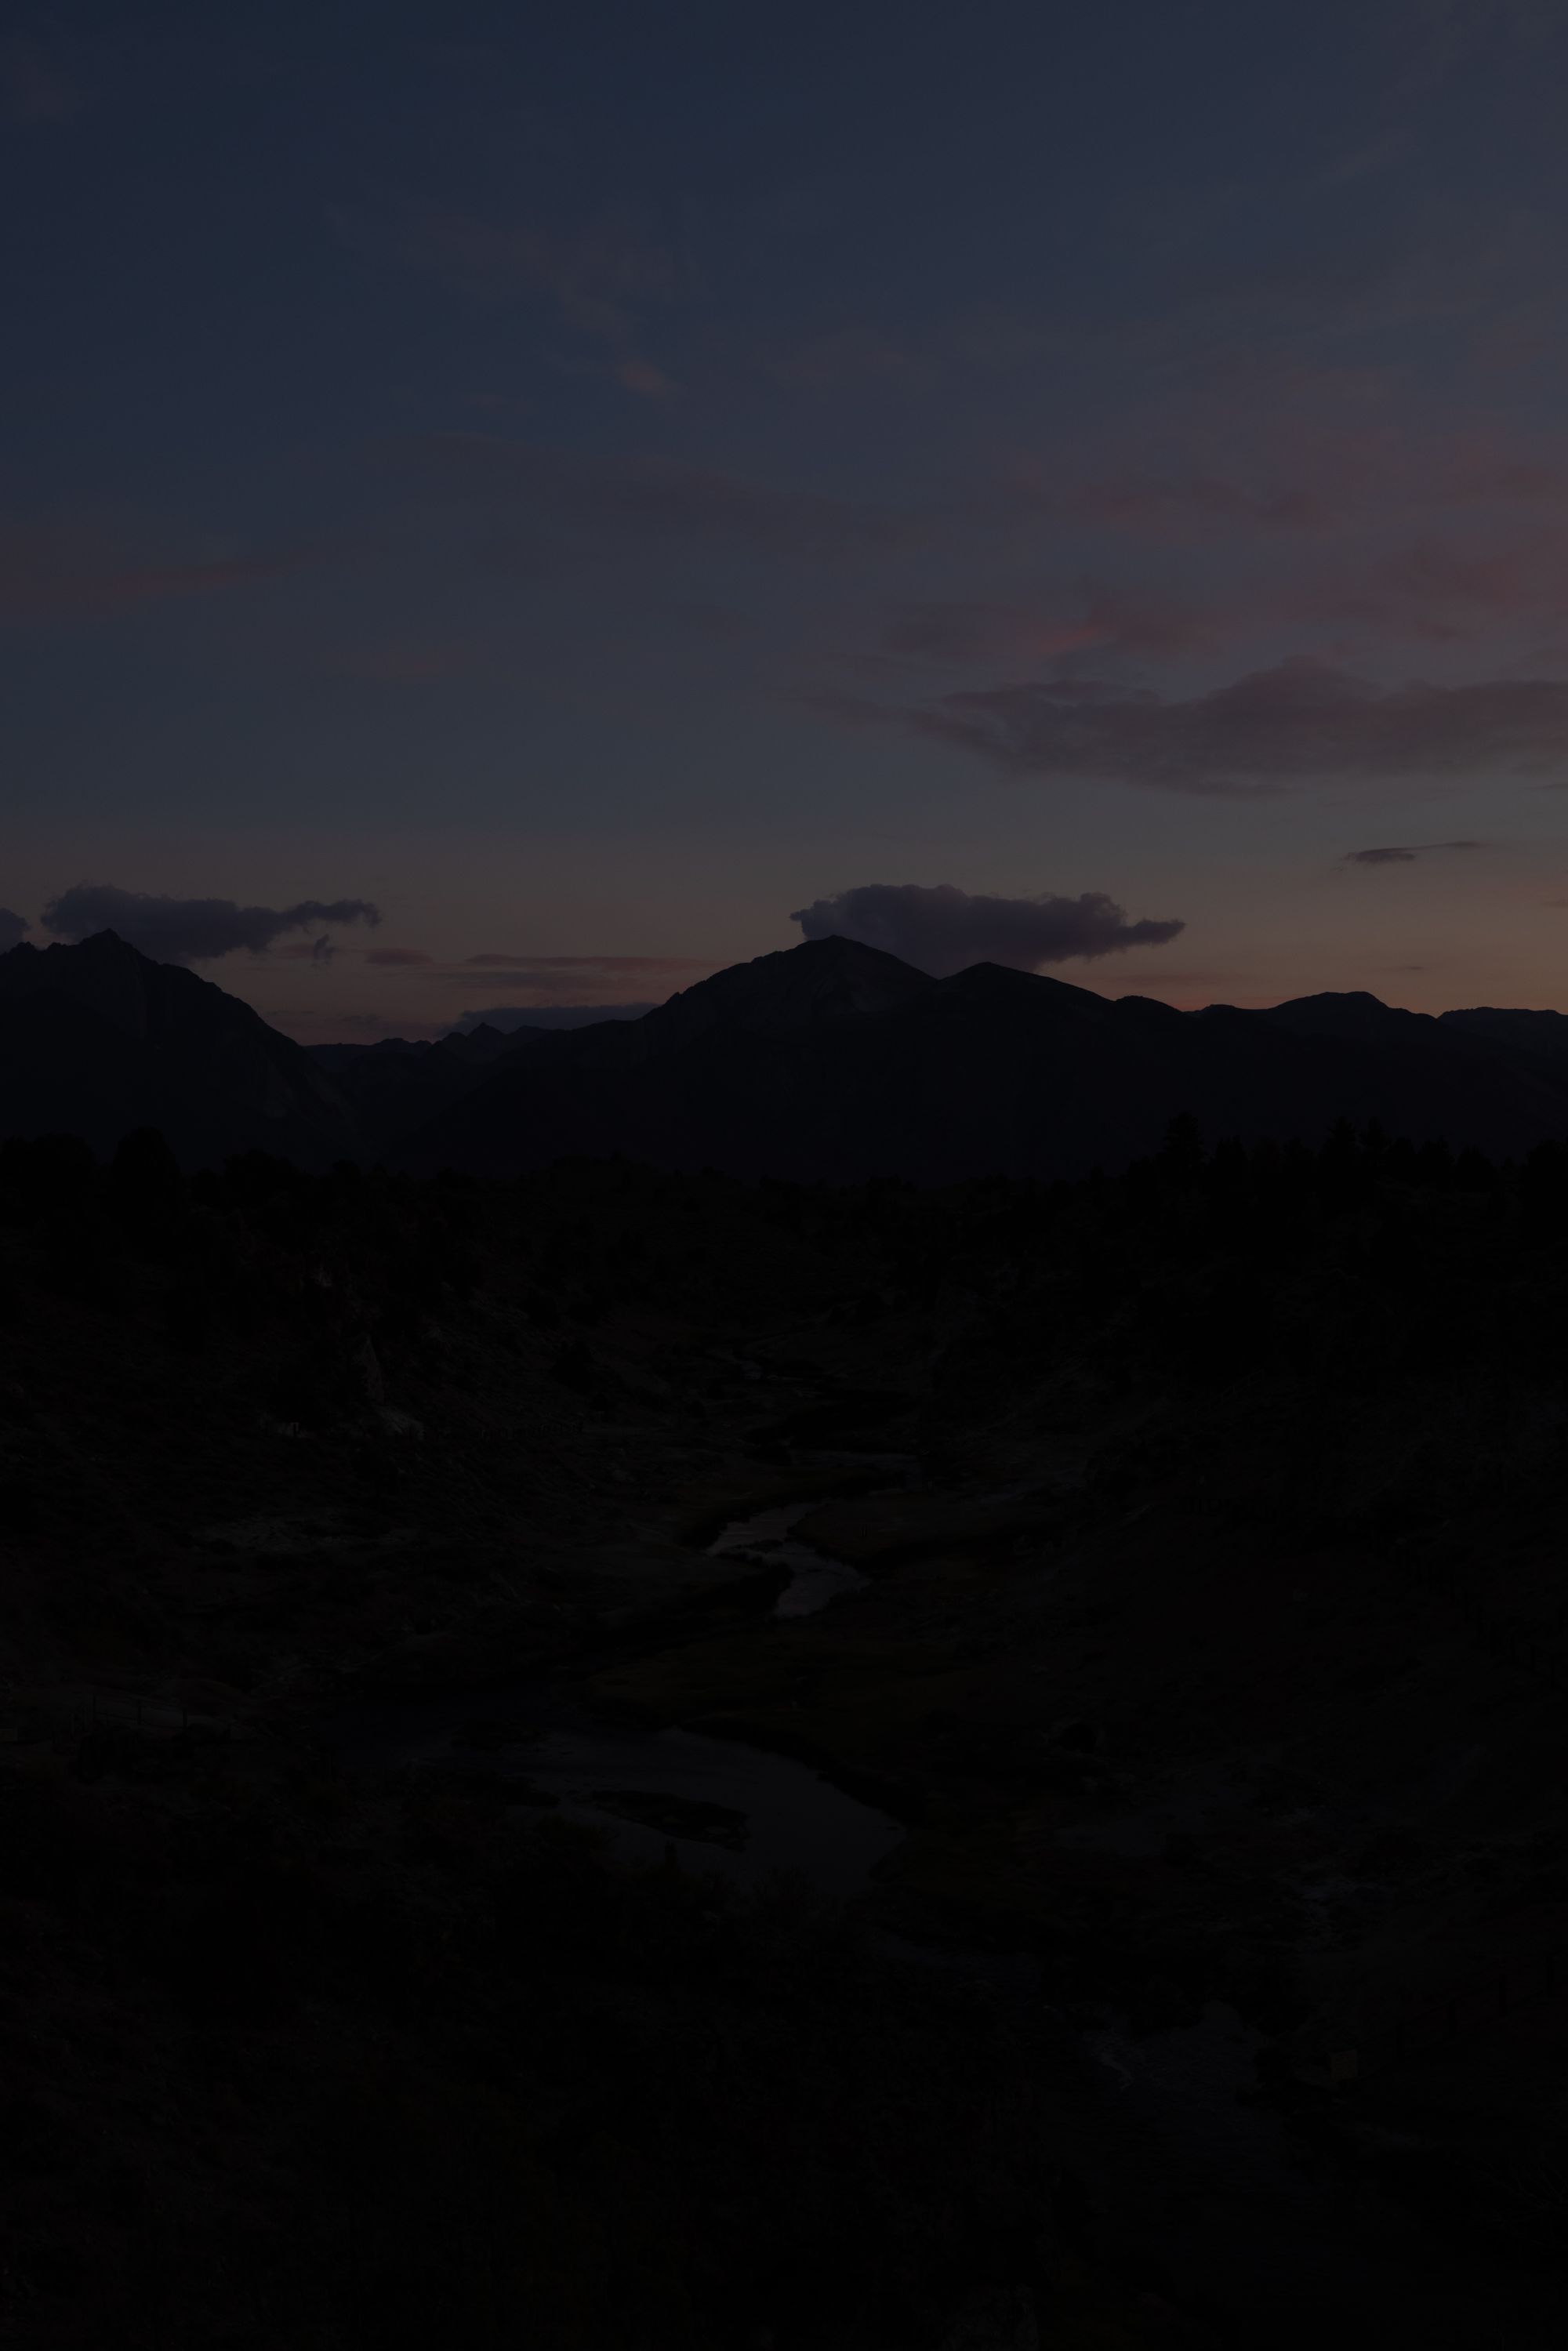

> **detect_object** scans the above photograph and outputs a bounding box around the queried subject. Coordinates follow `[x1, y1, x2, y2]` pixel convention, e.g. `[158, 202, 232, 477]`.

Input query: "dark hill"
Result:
[1440, 1004, 1568, 1065]
[637, 931, 933, 1049]
[0, 931, 358, 1168]
[305, 1022, 543, 1154]
[396, 950, 1568, 1181]
[13, 931, 1568, 1179]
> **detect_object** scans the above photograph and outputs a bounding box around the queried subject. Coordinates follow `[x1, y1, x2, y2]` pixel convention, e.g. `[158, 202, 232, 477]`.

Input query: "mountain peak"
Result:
[930, 960, 1112, 1013]
[0, 927, 358, 1165]
[1262, 990, 1435, 1042]
[644, 933, 933, 1050]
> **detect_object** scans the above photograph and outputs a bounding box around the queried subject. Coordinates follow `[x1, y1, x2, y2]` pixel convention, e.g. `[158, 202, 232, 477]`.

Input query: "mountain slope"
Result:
[10, 931, 1568, 1181]
[636, 933, 934, 1050]
[0, 932, 358, 1168]
[1440, 1004, 1568, 1065]
[397, 955, 1568, 1181]
[305, 1024, 544, 1155]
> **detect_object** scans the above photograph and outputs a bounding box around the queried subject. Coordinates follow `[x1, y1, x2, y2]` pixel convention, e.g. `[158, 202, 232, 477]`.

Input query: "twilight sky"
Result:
[9, 0, 1568, 1036]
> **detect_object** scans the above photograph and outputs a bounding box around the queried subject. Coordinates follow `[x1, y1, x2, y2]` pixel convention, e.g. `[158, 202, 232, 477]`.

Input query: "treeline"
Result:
[7, 1112, 1568, 1371]
[931, 1113, 1568, 1360]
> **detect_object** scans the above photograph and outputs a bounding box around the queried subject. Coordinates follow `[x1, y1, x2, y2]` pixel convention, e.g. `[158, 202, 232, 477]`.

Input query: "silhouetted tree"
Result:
[111, 1127, 183, 1243]
[1159, 1112, 1204, 1178]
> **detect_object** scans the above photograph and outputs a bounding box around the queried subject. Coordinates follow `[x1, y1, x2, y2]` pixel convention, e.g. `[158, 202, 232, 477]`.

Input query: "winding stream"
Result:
[325, 1503, 913, 1885]
[705, 1500, 869, 1616]
[333, 1689, 902, 1889]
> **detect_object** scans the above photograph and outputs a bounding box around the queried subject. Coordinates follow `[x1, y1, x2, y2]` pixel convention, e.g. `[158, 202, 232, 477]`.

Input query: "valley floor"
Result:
[5, 1133, 1568, 2343]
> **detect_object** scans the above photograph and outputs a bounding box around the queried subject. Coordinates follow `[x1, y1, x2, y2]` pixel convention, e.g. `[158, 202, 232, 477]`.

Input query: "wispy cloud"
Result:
[1399, 0, 1559, 93]
[449, 1003, 658, 1032]
[336, 201, 687, 394]
[768, 328, 924, 392]
[884, 590, 1216, 668]
[0, 518, 304, 623]
[1317, 127, 1416, 190]
[451, 952, 711, 1004]
[902, 660, 1568, 793]
[401, 435, 912, 557]
[461, 952, 704, 973]
[344, 203, 686, 315]
[999, 419, 1568, 552]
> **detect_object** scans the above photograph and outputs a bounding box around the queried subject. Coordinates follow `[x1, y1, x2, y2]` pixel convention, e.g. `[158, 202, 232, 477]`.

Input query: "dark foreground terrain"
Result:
[5, 1121, 1568, 2344]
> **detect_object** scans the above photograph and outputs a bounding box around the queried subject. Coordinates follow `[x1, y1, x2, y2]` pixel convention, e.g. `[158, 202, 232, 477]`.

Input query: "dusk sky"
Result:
[10, 0, 1568, 1037]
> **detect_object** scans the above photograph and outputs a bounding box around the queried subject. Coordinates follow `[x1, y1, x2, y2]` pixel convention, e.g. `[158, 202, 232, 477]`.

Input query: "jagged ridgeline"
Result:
[10, 927, 1568, 1176]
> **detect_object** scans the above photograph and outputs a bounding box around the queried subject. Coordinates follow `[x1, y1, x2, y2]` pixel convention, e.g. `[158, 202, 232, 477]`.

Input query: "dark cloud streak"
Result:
[451, 1003, 658, 1032]
[1343, 839, 1489, 864]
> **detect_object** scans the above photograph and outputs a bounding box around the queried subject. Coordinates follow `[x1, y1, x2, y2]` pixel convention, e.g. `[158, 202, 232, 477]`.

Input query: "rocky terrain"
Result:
[5, 1120, 1568, 2342]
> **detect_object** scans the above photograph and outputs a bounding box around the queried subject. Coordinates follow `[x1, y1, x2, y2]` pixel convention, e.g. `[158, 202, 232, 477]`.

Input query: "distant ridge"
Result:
[391, 943, 1568, 1182]
[305, 1021, 543, 1154]
[637, 934, 934, 1048]
[10, 929, 1568, 1178]
[1439, 1005, 1568, 1065]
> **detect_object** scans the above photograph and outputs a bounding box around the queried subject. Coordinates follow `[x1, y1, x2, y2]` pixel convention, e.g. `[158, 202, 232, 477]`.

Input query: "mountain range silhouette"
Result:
[8, 927, 1568, 1175]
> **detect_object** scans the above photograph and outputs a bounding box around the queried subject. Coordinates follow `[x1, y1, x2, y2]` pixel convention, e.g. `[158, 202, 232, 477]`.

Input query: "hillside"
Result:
[0, 933, 358, 1169]
[14, 931, 1568, 1188]
[395, 941, 1568, 1181]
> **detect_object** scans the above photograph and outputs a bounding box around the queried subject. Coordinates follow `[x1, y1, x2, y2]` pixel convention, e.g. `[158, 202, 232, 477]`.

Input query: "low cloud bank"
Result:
[910, 660, 1568, 793]
[0, 906, 27, 950]
[42, 883, 381, 964]
[791, 882, 1184, 976]
[449, 1003, 658, 1033]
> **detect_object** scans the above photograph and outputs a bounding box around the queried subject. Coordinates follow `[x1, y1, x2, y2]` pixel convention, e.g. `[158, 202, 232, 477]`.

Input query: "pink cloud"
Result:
[0, 519, 302, 622]
[1000, 416, 1568, 555]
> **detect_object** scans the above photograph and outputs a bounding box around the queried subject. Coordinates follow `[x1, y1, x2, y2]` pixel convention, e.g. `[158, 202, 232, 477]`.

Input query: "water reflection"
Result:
[332, 1690, 903, 1892]
[706, 1501, 869, 1617]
